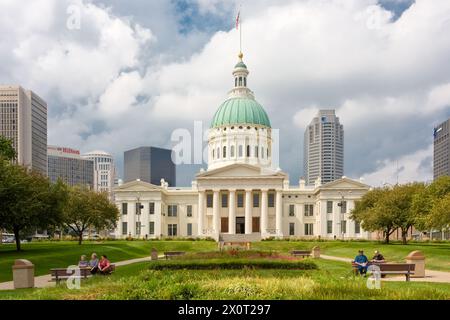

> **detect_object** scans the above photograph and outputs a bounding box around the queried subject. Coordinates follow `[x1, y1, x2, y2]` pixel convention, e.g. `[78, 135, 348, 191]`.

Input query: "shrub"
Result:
[149, 259, 318, 271]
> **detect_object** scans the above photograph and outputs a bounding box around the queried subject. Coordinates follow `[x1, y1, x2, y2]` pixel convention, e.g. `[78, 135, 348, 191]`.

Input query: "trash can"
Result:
[12, 259, 35, 289]
[406, 251, 425, 278]
[151, 248, 158, 261]
[312, 246, 321, 259]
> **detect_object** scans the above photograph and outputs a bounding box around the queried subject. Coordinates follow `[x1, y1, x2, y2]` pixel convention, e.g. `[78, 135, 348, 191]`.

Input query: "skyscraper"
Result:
[47, 146, 94, 188]
[0, 85, 47, 175]
[434, 118, 450, 179]
[82, 150, 117, 196]
[304, 110, 344, 185]
[124, 147, 176, 187]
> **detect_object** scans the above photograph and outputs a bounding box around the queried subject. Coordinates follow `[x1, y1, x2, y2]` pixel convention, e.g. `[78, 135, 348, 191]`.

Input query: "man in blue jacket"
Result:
[354, 250, 369, 275]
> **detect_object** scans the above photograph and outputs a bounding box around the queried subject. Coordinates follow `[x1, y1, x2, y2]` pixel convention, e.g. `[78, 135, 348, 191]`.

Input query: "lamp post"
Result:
[136, 192, 144, 239]
[338, 191, 352, 240]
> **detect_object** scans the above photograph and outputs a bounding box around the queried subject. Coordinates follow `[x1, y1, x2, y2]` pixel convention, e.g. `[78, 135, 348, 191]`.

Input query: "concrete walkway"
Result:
[321, 254, 450, 283]
[0, 255, 157, 291]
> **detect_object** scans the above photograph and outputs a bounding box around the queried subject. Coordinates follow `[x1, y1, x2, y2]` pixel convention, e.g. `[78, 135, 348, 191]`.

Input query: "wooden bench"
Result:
[290, 250, 312, 258]
[164, 252, 186, 260]
[50, 267, 91, 284]
[351, 262, 415, 281]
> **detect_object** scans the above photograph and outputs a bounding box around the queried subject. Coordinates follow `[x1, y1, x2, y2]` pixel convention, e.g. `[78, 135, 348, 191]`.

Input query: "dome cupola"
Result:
[208, 53, 273, 171]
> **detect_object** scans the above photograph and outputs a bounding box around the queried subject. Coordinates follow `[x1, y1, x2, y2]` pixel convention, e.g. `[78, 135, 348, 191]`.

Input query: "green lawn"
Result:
[0, 240, 216, 282]
[0, 259, 449, 300]
[0, 240, 449, 284]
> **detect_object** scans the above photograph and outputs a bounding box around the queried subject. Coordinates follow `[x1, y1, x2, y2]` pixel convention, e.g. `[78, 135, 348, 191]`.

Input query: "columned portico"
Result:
[275, 190, 283, 237]
[198, 191, 205, 237]
[261, 189, 269, 238]
[245, 190, 252, 234]
[228, 190, 236, 234]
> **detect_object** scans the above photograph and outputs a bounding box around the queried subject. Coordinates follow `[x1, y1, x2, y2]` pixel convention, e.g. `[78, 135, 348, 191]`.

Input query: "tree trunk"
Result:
[13, 227, 21, 252]
[384, 229, 390, 244]
[401, 227, 409, 245]
[78, 233, 83, 245]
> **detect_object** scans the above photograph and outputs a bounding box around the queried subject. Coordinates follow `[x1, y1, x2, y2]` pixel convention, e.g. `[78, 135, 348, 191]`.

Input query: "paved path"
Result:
[0, 255, 158, 291]
[321, 254, 450, 283]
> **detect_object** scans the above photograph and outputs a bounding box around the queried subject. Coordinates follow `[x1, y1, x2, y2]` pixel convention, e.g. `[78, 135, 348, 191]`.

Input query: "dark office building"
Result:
[434, 118, 450, 180]
[124, 147, 176, 186]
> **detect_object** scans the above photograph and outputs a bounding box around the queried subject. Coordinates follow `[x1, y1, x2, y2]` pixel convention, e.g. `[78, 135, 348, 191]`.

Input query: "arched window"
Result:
[235, 78, 238, 87]
[255, 146, 259, 158]
[247, 145, 250, 157]
[239, 77, 243, 86]
[239, 145, 243, 157]
[217, 148, 220, 159]
[244, 77, 247, 87]
[223, 146, 227, 158]
[231, 146, 235, 158]
[212, 149, 215, 159]
[267, 148, 270, 158]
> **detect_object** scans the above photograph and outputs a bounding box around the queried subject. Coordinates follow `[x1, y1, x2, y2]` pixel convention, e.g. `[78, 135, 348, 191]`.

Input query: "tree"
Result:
[62, 187, 119, 245]
[0, 161, 67, 251]
[412, 176, 450, 233]
[351, 184, 425, 244]
[0, 135, 16, 161]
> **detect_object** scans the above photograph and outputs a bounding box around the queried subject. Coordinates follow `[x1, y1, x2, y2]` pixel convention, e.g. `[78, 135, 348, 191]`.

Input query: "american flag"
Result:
[236, 11, 240, 30]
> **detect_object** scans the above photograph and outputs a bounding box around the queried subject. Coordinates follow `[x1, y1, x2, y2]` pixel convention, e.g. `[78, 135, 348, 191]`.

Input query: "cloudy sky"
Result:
[1, 0, 449, 186]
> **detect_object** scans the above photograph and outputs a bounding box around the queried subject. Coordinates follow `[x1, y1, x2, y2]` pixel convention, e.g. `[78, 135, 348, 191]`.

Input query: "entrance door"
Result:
[252, 217, 260, 233]
[236, 217, 245, 234]
[221, 218, 229, 233]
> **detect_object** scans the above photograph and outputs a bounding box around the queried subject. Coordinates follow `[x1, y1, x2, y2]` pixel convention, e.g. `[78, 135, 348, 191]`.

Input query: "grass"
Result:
[0, 259, 448, 300]
[0, 240, 449, 283]
[0, 240, 216, 282]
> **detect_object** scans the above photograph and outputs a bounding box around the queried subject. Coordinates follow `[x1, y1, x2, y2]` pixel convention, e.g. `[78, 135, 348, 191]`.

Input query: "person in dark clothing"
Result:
[354, 250, 369, 275]
[372, 250, 386, 263]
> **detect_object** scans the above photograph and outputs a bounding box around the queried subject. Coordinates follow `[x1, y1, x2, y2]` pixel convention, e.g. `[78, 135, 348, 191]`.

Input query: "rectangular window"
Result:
[289, 204, 295, 217]
[253, 193, 260, 208]
[168, 205, 178, 217]
[187, 205, 193, 217]
[136, 222, 141, 236]
[149, 222, 155, 235]
[168, 224, 178, 237]
[327, 201, 333, 214]
[136, 203, 143, 215]
[289, 223, 295, 236]
[149, 202, 155, 215]
[207, 194, 213, 208]
[222, 194, 228, 208]
[304, 223, 314, 236]
[122, 203, 128, 215]
[341, 220, 347, 234]
[304, 204, 314, 217]
[327, 221, 333, 234]
[268, 193, 275, 208]
[340, 201, 347, 214]
[187, 223, 193, 237]
[237, 193, 244, 208]
[122, 222, 128, 235]
[355, 221, 361, 234]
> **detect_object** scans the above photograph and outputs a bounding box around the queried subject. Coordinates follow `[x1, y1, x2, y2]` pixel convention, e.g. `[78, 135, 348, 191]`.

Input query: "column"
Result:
[229, 190, 236, 234]
[198, 191, 205, 237]
[275, 190, 283, 237]
[245, 190, 252, 234]
[261, 189, 269, 238]
[213, 190, 220, 236]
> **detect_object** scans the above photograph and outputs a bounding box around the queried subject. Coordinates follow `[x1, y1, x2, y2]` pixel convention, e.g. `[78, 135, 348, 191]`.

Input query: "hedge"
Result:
[148, 259, 318, 271]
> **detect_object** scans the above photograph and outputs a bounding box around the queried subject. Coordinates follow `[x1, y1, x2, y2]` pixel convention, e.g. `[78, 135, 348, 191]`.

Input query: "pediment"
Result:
[320, 178, 370, 190]
[114, 180, 163, 192]
[197, 164, 287, 179]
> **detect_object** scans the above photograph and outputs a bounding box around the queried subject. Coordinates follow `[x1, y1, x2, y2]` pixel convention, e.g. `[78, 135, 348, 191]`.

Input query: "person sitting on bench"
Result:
[354, 250, 369, 275]
[78, 255, 89, 268]
[372, 250, 386, 263]
[98, 255, 112, 275]
[89, 253, 99, 274]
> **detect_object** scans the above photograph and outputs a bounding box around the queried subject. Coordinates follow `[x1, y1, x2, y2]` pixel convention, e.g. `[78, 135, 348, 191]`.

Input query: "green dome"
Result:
[211, 98, 271, 128]
[235, 61, 247, 69]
